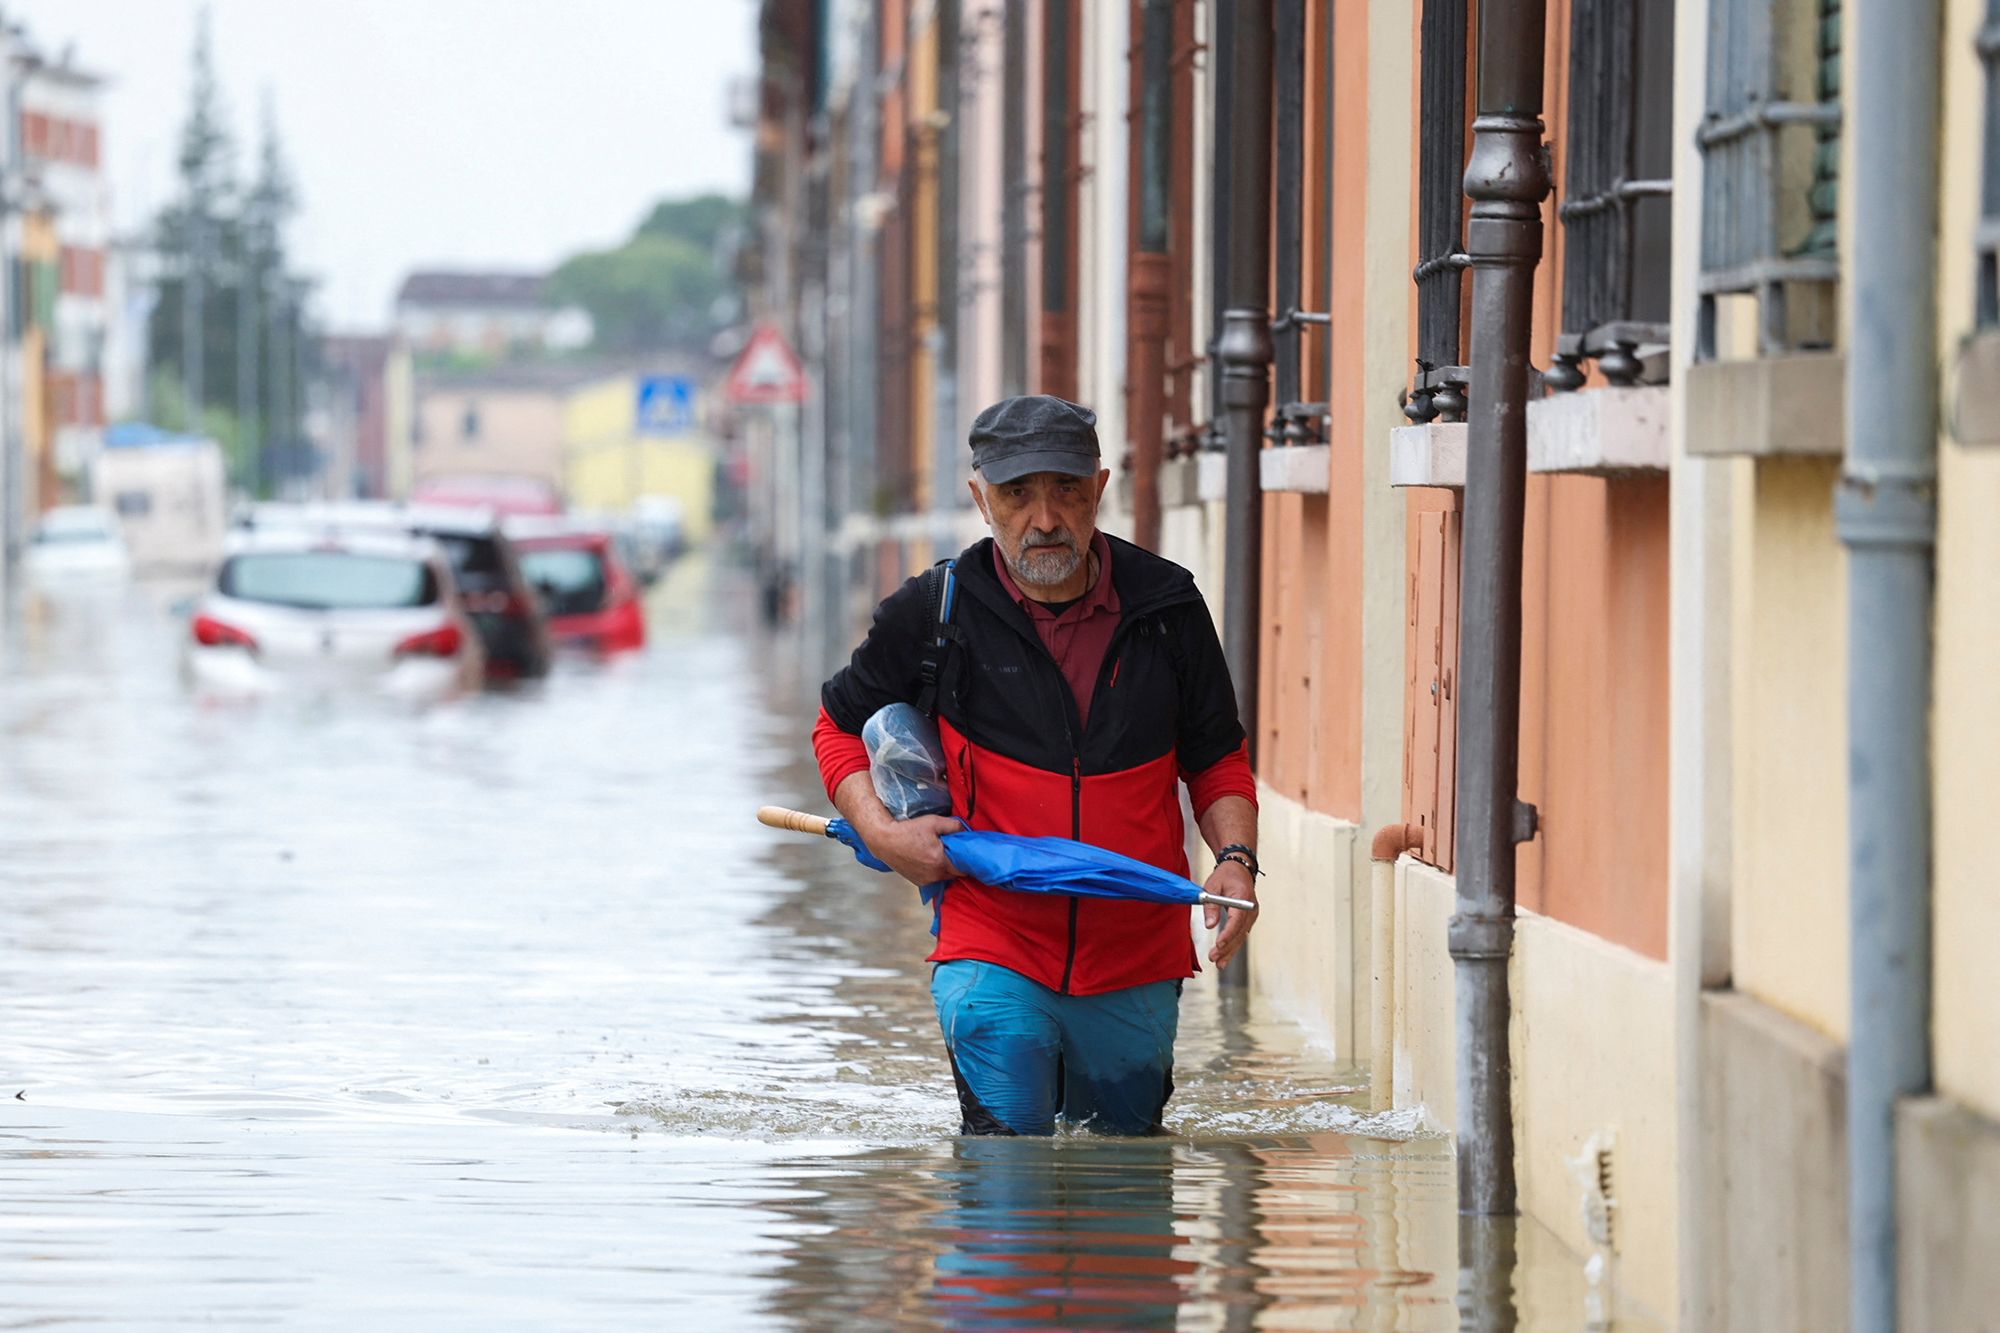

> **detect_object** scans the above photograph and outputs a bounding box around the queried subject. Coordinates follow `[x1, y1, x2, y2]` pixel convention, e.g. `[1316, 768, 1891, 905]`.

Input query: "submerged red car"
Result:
[511, 529, 646, 654]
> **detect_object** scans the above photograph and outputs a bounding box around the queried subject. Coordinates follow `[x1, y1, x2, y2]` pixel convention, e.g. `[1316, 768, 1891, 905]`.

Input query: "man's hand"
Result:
[832, 771, 960, 887]
[858, 812, 962, 887]
[1202, 858, 1259, 970]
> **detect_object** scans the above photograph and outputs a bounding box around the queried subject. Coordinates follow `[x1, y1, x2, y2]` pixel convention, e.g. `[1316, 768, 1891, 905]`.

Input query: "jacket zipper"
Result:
[1060, 755, 1082, 994]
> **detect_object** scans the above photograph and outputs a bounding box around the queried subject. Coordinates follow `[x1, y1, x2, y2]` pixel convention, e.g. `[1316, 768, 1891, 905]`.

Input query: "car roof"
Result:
[223, 525, 448, 562]
[502, 514, 618, 544]
[240, 500, 505, 539]
[509, 527, 612, 552]
[39, 505, 117, 527]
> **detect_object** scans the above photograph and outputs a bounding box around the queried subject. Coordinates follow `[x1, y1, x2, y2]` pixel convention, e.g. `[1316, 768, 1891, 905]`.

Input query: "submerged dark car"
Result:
[413, 509, 553, 681]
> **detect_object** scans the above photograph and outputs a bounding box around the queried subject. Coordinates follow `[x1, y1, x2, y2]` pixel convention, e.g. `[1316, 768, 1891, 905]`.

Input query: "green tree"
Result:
[145, 9, 314, 495]
[547, 193, 746, 354]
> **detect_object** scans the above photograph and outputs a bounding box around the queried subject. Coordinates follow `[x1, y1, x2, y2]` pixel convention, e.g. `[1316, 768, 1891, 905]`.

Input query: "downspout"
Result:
[1039, 0, 1076, 399]
[1217, 0, 1271, 737]
[1451, 0, 1550, 1220]
[935, 0, 962, 547]
[1838, 0, 1941, 1323]
[999, 0, 1028, 398]
[1370, 822, 1424, 1112]
[1128, 0, 1173, 552]
[1216, 0, 1273, 988]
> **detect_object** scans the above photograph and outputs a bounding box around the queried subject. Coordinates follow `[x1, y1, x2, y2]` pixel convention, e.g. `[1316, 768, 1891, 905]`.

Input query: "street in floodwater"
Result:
[0, 556, 1624, 1330]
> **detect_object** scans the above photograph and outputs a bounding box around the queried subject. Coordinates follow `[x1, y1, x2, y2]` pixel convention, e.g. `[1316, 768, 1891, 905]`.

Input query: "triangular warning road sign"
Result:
[724, 323, 808, 405]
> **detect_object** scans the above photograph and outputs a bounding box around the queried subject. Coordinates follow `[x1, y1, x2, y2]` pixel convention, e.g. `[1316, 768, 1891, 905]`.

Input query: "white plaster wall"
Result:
[957, 9, 1005, 421]
[1247, 783, 1359, 1051]
[1931, 0, 2000, 1130]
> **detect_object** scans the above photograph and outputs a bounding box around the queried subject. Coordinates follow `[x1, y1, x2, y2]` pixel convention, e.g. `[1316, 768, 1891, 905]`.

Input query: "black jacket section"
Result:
[821, 535, 1245, 779]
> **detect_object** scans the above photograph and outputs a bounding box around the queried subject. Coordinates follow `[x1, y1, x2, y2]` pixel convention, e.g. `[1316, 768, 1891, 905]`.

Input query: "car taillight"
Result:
[465, 590, 533, 616]
[191, 613, 258, 651]
[394, 623, 464, 658]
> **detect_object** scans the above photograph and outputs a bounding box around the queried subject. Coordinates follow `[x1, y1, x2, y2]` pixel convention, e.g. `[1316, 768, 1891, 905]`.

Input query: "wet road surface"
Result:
[0, 556, 1629, 1329]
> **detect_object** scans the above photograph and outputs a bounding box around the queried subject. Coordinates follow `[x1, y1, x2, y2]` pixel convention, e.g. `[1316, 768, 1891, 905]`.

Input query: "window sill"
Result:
[1527, 385, 1670, 475]
[1389, 423, 1466, 489]
[1259, 443, 1331, 493]
[1684, 352, 1845, 459]
[1952, 330, 2000, 447]
[1160, 452, 1230, 507]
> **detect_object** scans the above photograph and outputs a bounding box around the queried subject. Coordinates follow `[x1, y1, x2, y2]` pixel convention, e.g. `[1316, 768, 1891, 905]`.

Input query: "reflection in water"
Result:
[0, 563, 1636, 1328]
[756, 1133, 1464, 1330]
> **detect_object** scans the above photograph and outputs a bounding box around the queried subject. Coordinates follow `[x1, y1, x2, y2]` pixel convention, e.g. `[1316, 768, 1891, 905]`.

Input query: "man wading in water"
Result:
[812, 394, 1261, 1136]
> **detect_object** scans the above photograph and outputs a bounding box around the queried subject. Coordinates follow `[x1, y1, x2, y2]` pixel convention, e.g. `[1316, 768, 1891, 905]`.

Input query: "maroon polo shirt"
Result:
[992, 530, 1120, 730]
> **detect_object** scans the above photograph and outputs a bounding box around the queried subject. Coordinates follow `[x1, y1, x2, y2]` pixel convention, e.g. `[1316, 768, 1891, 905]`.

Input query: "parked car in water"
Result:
[237, 502, 552, 683]
[24, 505, 133, 584]
[183, 528, 484, 702]
[507, 523, 647, 654]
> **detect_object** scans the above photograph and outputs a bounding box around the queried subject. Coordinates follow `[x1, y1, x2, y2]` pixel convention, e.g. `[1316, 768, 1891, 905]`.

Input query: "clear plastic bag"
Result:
[862, 702, 952, 819]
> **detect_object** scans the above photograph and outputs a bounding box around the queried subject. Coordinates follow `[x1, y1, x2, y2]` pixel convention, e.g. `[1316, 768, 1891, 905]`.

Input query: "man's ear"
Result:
[968, 476, 991, 523]
[1093, 469, 1112, 503]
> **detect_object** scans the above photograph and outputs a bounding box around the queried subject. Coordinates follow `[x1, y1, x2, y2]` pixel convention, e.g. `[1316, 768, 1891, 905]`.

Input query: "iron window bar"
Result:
[1406, 0, 1471, 424]
[1265, 400, 1328, 446]
[1550, 0, 1676, 391]
[1976, 0, 2000, 327]
[1268, 309, 1331, 445]
[1694, 0, 1843, 360]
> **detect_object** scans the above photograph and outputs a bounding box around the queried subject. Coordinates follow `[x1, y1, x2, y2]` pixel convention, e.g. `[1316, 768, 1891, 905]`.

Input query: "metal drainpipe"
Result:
[1839, 0, 1941, 1323]
[936, 0, 962, 548]
[1128, 0, 1173, 552]
[1451, 0, 1550, 1221]
[999, 0, 1027, 398]
[1216, 0, 1272, 991]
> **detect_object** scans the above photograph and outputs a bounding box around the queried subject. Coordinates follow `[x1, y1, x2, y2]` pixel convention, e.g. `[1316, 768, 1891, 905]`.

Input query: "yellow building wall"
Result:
[562, 374, 716, 541]
[1931, 0, 2000, 1126]
[1730, 457, 1850, 1041]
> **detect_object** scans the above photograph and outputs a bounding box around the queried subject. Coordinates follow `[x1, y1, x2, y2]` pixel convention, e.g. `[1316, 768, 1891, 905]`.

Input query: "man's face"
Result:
[969, 468, 1112, 589]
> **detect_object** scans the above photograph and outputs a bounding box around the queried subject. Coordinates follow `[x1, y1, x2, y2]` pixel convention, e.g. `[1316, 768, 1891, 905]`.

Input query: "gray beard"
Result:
[1006, 539, 1084, 588]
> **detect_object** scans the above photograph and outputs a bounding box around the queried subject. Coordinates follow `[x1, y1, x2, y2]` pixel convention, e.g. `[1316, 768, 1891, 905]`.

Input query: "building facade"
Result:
[393, 270, 591, 363]
[0, 29, 112, 561]
[745, 1, 1999, 1325]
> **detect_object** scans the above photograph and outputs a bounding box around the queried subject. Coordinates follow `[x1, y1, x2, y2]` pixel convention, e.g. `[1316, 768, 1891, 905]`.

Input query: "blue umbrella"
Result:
[757, 807, 1256, 915]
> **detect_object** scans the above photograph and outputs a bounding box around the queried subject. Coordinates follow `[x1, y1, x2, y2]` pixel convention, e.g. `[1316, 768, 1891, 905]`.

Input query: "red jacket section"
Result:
[820, 535, 1254, 997]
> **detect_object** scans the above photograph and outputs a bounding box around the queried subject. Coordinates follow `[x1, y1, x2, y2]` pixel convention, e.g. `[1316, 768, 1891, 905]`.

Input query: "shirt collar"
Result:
[992, 530, 1119, 619]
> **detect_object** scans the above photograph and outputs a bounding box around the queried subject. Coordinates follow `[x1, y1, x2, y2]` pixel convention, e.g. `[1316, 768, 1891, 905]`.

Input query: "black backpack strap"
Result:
[914, 558, 961, 718]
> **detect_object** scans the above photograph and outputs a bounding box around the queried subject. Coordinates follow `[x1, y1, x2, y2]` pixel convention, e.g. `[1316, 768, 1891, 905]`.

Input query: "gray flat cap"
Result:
[968, 395, 1101, 483]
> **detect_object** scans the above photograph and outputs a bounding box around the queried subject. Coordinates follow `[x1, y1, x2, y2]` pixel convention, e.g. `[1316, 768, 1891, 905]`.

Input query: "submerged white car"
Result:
[183, 529, 484, 702]
[25, 505, 132, 584]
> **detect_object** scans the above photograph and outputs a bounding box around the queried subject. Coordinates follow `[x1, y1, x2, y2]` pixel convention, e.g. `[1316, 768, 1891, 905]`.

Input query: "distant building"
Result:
[392, 270, 591, 361]
[317, 334, 412, 500]
[17, 37, 110, 504]
[408, 362, 598, 496]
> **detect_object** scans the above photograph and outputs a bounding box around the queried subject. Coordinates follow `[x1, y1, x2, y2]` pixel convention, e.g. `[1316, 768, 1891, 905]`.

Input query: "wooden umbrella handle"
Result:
[758, 805, 834, 837]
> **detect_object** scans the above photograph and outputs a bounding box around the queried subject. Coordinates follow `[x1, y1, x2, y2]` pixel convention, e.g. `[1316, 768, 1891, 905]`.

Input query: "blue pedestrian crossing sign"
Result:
[636, 375, 698, 436]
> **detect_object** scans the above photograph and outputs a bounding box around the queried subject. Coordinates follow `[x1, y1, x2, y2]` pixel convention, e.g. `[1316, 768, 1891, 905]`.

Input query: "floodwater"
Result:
[0, 554, 1638, 1329]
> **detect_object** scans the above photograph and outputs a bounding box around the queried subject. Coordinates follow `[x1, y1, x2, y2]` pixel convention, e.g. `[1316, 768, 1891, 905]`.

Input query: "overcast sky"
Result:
[10, 0, 757, 328]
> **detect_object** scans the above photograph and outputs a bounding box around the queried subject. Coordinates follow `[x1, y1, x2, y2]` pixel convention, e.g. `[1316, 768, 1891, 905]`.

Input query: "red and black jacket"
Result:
[817, 534, 1255, 996]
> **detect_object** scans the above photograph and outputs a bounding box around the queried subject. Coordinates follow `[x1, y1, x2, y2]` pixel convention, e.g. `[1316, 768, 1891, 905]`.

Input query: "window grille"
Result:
[1977, 0, 2000, 327]
[1405, 0, 1471, 423]
[1694, 0, 1842, 358]
[1547, 0, 1676, 391]
[1268, 0, 1328, 445]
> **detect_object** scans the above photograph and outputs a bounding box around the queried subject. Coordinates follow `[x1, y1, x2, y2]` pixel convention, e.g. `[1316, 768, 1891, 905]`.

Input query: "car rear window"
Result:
[431, 534, 509, 589]
[520, 547, 606, 616]
[221, 551, 440, 610]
